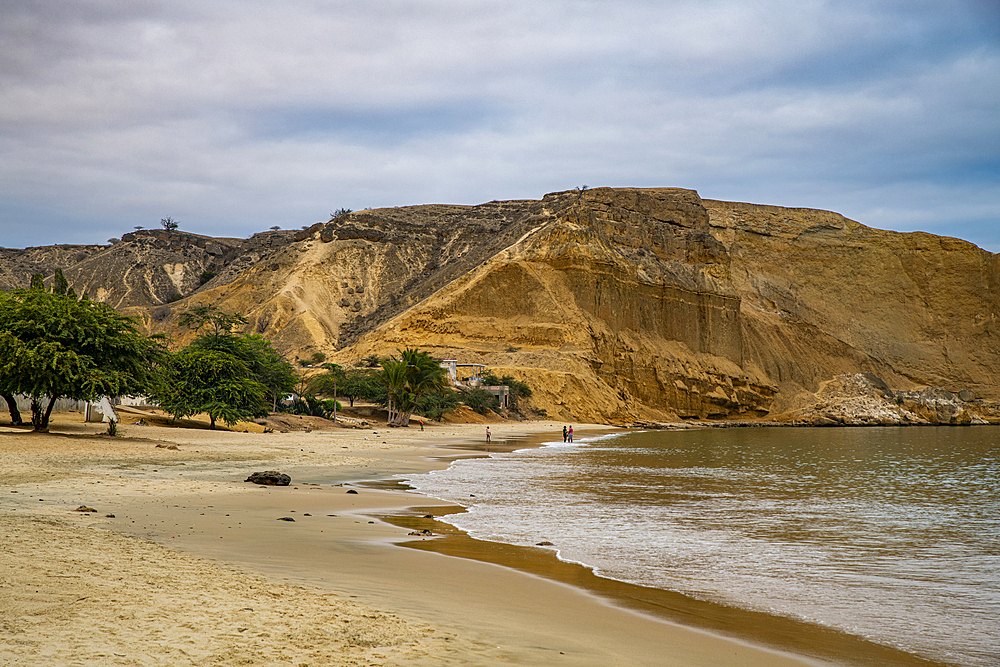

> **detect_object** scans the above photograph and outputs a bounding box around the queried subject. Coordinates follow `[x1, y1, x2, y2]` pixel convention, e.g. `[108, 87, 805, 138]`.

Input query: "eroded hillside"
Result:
[704, 199, 1000, 413]
[4, 187, 998, 424]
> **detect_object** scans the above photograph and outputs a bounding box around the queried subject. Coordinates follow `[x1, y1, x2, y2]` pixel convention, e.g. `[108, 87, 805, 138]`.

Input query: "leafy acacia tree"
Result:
[179, 305, 247, 336]
[150, 305, 294, 427]
[189, 331, 295, 411]
[381, 348, 448, 427]
[0, 287, 164, 431]
[311, 365, 384, 408]
[153, 348, 268, 429]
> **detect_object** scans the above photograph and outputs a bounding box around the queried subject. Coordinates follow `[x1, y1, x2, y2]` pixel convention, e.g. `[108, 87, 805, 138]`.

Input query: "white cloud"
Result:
[0, 0, 997, 252]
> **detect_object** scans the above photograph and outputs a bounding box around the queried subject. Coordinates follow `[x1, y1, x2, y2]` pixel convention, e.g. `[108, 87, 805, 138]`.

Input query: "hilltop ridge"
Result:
[4, 187, 998, 424]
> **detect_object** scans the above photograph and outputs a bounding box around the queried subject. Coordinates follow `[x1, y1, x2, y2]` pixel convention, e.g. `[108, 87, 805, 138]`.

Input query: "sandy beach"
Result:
[1, 412, 829, 667]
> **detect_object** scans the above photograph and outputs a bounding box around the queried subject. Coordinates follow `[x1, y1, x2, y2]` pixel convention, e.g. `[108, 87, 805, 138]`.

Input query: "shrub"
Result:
[462, 388, 498, 416]
[290, 394, 328, 418]
[199, 270, 216, 286]
[414, 390, 462, 420]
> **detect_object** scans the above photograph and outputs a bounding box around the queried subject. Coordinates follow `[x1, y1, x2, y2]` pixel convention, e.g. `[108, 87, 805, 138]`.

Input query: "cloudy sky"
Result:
[2, 0, 998, 251]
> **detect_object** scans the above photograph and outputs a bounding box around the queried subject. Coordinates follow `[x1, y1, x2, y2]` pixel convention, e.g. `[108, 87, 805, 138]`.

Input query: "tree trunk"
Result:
[30, 396, 56, 432]
[388, 410, 412, 428]
[30, 398, 42, 430]
[209, 414, 216, 430]
[2, 394, 22, 425]
[43, 397, 56, 430]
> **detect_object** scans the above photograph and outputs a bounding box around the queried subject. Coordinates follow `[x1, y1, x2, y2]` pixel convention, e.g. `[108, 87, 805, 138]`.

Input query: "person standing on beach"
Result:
[563, 425, 568, 442]
[568, 425, 573, 442]
[486, 427, 491, 443]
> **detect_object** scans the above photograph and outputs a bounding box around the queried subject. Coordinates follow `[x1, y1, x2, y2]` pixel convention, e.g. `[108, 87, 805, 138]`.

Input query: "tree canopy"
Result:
[151, 347, 269, 429]
[149, 305, 294, 428]
[0, 287, 164, 431]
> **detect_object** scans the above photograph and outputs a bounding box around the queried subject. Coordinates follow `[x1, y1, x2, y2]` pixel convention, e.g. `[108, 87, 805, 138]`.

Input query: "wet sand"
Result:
[2, 414, 831, 666]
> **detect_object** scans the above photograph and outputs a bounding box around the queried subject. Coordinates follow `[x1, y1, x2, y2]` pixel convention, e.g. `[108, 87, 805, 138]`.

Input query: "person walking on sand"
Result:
[486, 426, 491, 443]
[563, 425, 568, 442]
[568, 425, 573, 442]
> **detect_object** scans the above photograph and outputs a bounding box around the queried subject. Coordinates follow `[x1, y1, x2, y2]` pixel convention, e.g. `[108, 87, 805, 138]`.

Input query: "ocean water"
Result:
[404, 427, 1000, 667]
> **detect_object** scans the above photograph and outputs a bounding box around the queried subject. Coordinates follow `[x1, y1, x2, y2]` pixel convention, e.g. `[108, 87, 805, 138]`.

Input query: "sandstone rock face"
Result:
[4, 188, 998, 424]
[704, 199, 1000, 410]
[342, 188, 776, 423]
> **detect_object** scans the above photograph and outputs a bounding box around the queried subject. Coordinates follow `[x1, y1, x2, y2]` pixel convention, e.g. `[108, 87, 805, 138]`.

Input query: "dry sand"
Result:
[2, 412, 828, 666]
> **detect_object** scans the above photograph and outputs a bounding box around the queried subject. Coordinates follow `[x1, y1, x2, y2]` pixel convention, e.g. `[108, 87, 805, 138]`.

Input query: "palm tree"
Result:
[381, 348, 447, 427]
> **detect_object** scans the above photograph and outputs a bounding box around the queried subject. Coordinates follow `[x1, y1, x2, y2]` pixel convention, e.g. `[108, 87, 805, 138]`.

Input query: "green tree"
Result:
[178, 305, 247, 336]
[52, 268, 69, 296]
[381, 348, 448, 427]
[152, 348, 268, 429]
[414, 389, 461, 420]
[0, 288, 164, 431]
[151, 307, 295, 424]
[313, 366, 384, 408]
[188, 332, 295, 411]
[361, 354, 382, 368]
[161, 216, 179, 231]
[345, 367, 384, 405]
[321, 363, 353, 422]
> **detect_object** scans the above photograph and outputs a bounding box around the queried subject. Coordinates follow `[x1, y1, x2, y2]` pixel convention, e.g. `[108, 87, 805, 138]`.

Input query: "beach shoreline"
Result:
[1, 414, 899, 666]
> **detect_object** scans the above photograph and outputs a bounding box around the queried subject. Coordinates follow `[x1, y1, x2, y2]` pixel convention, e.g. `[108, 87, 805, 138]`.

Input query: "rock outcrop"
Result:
[4, 188, 998, 424]
[778, 373, 994, 425]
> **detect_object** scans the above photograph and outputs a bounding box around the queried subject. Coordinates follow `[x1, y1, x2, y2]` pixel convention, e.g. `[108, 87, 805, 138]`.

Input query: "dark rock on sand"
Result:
[246, 471, 291, 486]
[277, 517, 296, 522]
[346, 489, 358, 494]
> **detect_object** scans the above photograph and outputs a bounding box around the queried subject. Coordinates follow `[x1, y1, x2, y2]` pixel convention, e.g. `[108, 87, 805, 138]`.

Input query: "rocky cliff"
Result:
[4, 188, 998, 424]
[704, 199, 1000, 413]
